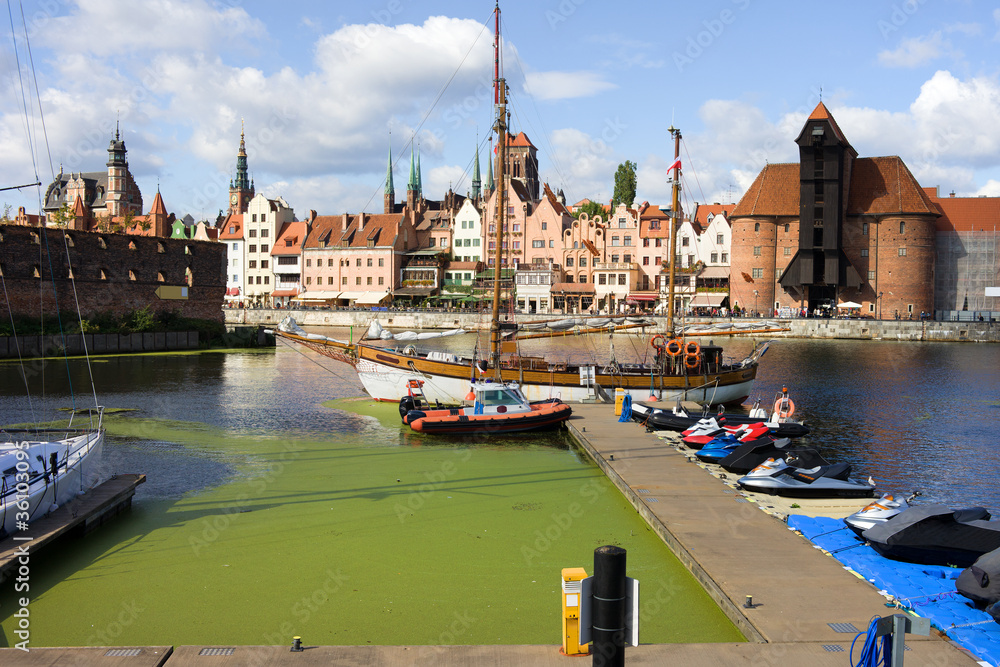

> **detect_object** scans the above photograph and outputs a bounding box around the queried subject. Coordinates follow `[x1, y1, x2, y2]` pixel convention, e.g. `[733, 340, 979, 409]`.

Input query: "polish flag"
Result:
[668, 158, 682, 174]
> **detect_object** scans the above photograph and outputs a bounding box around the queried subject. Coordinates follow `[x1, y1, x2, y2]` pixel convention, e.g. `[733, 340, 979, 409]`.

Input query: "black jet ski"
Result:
[957, 546, 1000, 607]
[718, 439, 830, 474]
[737, 458, 875, 498]
[862, 504, 1000, 567]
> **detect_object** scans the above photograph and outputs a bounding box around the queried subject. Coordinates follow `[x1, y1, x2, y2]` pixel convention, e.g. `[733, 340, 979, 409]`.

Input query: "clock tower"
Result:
[228, 122, 254, 214]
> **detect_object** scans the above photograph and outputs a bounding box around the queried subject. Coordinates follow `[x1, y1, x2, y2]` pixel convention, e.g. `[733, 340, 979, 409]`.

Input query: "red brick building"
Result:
[730, 102, 938, 318]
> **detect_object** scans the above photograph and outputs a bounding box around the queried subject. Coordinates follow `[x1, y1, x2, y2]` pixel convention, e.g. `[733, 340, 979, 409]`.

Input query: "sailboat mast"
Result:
[666, 126, 682, 335]
[489, 4, 506, 371]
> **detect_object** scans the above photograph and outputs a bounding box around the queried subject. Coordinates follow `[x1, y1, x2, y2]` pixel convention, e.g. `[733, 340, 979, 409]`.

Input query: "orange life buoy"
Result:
[774, 397, 796, 418]
[665, 338, 683, 357]
[650, 334, 666, 350]
[685, 340, 700, 356]
[684, 353, 699, 369]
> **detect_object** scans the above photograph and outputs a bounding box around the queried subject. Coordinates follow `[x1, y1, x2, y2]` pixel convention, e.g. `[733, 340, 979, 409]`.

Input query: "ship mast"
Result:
[666, 126, 682, 335]
[489, 2, 506, 374]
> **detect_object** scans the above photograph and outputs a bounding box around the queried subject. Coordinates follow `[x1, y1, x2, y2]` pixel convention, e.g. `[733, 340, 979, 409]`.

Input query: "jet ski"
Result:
[957, 547, 1000, 607]
[862, 504, 1000, 567]
[737, 458, 876, 498]
[694, 434, 791, 464]
[843, 492, 920, 537]
[631, 388, 810, 438]
[718, 439, 830, 474]
[682, 421, 770, 448]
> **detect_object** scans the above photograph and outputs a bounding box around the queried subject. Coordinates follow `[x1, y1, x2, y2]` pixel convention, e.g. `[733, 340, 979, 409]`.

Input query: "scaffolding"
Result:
[935, 229, 999, 317]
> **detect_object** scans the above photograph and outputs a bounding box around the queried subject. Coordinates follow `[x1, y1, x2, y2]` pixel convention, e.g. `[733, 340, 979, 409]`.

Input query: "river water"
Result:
[0, 333, 997, 646]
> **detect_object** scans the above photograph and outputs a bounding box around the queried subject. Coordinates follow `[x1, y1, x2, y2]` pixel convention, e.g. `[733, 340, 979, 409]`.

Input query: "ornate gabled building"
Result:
[730, 102, 938, 318]
[42, 124, 144, 223]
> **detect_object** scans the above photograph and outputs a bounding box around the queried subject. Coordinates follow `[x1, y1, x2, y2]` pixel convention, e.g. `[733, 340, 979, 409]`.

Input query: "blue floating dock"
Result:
[788, 514, 1000, 665]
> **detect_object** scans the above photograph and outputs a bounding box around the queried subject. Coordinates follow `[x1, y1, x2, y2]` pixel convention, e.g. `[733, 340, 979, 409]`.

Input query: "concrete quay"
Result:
[0, 412, 983, 666]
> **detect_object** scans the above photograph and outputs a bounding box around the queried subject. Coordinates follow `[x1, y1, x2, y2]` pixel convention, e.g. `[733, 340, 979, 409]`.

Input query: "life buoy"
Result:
[684, 353, 699, 369]
[665, 339, 683, 357]
[685, 341, 700, 356]
[650, 334, 666, 350]
[774, 397, 796, 418]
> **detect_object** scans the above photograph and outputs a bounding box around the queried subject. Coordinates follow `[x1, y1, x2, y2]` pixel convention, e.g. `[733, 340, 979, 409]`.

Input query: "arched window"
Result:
[185, 267, 193, 287]
[754, 222, 760, 232]
[899, 221, 905, 234]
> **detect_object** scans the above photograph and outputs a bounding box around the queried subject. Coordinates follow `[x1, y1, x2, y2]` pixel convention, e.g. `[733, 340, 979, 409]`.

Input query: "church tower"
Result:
[471, 144, 482, 201]
[506, 132, 539, 200]
[406, 146, 419, 210]
[106, 122, 128, 218]
[229, 122, 254, 214]
[384, 147, 395, 214]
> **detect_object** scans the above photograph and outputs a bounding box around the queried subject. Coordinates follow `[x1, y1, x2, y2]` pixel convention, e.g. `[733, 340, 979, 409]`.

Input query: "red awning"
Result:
[627, 294, 657, 301]
[226, 287, 240, 296]
[271, 289, 299, 297]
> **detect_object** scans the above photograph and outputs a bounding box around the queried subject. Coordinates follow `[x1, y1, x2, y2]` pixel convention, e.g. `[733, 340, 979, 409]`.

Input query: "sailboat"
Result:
[273, 4, 765, 406]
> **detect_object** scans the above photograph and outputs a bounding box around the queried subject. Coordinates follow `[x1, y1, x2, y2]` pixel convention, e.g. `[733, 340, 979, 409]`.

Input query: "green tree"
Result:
[611, 160, 637, 210]
[48, 202, 73, 228]
[572, 200, 606, 220]
[1, 203, 12, 223]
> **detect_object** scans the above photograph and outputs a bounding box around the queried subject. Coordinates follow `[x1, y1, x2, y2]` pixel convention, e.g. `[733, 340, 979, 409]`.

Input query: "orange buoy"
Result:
[650, 334, 666, 350]
[665, 338, 683, 357]
[684, 353, 699, 369]
[773, 397, 796, 418]
[685, 340, 700, 356]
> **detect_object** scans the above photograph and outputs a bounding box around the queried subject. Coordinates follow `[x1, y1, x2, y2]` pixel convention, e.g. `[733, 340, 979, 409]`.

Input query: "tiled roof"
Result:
[731, 157, 941, 218]
[272, 221, 308, 255]
[507, 132, 535, 148]
[149, 191, 168, 216]
[731, 163, 800, 217]
[693, 203, 734, 227]
[847, 157, 939, 215]
[218, 214, 243, 240]
[925, 188, 1000, 232]
[542, 183, 569, 215]
[444, 261, 481, 270]
[335, 213, 403, 248]
[808, 102, 851, 148]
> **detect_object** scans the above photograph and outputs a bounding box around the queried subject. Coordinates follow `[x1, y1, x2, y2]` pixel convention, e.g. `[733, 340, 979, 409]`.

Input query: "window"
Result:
[512, 224, 520, 233]
[899, 221, 906, 234]
[618, 217, 626, 227]
[252, 214, 257, 222]
[898, 247, 907, 256]
[624, 254, 632, 263]
[681, 236, 689, 247]
[248, 260, 256, 269]
[775, 268, 782, 280]
[328, 276, 335, 285]
[612, 236, 620, 246]
[579, 257, 587, 267]
[532, 240, 544, 248]
[862, 223, 869, 235]
[861, 249, 869, 257]
[367, 258, 373, 267]
[624, 235, 632, 246]
[513, 241, 520, 250]
[306, 277, 312, 285]
[285, 238, 293, 247]
[642, 256, 649, 266]
[566, 257, 574, 267]
[249, 245, 257, 253]
[261, 229, 268, 238]
[474, 239, 480, 246]
[717, 233, 724, 244]
[256, 276, 261, 284]
[618, 274, 626, 285]
[328, 259, 334, 267]
[751, 268, 763, 279]
[367, 277, 372, 285]
[868, 270, 876, 280]
[232, 274, 238, 282]
[598, 274, 607, 285]
[753, 246, 761, 256]
[655, 238, 662, 247]
[229, 226, 235, 234]
[379, 258, 384, 267]
[441, 238, 448, 248]
[754, 222, 760, 232]
[261, 245, 268, 253]
[356, 258, 362, 267]
[261, 260, 268, 269]
[249, 229, 257, 237]
[378, 277, 384, 285]
[907, 304, 914, 314]
[611, 254, 620, 263]
[579, 274, 586, 283]
[721, 253, 728, 262]
[643, 238, 649, 247]
[428, 238, 436, 247]
[549, 240, 554, 247]
[710, 253, 718, 263]
[356, 277, 361, 285]
[342, 276, 347, 284]
[784, 247, 791, 256]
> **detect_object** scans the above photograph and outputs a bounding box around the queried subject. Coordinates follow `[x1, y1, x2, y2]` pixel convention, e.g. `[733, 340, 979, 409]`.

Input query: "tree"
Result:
[611, 160, 637, 210]
[48, 203, 73, 228]
[573, 200, 606, 220]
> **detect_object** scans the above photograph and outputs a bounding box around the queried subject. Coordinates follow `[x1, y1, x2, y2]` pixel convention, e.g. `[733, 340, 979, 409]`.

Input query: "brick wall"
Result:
[0, 224, 225, 323]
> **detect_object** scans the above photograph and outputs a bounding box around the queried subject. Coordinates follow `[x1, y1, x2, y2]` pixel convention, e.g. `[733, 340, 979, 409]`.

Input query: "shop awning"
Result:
[293, 291, 341, 301]
[226, 287, 240, 296]
[337, 291, 366, 301]
[699, 266, 729, 279]
[394, 287, 436, 296]
[551, 282, 596, 294]
[356, 291, 390, 305]
[689, 293, 728, 307]
[627, 293, 658, 302]
[271, 289, 299, 297]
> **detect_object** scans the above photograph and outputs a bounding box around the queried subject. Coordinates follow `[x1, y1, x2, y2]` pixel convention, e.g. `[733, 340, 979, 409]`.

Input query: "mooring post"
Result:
[592, 545, 626, 667]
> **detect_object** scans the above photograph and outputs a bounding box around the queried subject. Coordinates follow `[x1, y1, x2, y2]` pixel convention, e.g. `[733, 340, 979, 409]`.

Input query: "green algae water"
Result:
[0, 348, 742, 646]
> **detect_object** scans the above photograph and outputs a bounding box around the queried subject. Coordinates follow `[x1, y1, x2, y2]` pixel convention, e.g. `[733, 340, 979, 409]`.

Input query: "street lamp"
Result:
[878, 291, 883, 320]
[753, 289, 759, 317]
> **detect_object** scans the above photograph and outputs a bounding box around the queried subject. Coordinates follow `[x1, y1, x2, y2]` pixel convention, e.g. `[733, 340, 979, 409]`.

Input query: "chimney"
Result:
[358, 213, 366, 232]
[342, 213, 349, 232]
[949, 191, 956, 198]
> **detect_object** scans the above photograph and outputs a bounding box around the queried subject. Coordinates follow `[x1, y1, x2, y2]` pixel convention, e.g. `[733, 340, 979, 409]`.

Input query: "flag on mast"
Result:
[668, 158, 682, 174]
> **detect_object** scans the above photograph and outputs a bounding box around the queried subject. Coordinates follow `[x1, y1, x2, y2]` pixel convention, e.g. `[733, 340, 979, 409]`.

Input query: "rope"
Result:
[850, 616, 889, 667]
[618, 394, 632, 422]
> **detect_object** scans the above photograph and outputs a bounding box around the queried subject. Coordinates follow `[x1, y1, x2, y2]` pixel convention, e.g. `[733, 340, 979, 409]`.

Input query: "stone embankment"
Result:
[226, 308, 1000, 343]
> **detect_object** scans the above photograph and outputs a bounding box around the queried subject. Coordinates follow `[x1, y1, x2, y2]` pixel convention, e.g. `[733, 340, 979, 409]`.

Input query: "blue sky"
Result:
[2, 0, 999, 221]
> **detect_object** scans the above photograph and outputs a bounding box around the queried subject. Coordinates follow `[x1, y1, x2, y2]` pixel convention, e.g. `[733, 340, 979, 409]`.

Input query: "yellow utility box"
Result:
[614, 388, 625, 416]
[561, 567, 589, 656]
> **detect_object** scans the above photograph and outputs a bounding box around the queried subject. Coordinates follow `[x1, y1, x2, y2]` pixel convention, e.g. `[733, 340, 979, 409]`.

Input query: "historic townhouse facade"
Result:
[452, 198, 484, 263]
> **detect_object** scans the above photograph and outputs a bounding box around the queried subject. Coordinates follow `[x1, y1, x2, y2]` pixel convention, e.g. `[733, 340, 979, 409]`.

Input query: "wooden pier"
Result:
[0, 474, 145, 583]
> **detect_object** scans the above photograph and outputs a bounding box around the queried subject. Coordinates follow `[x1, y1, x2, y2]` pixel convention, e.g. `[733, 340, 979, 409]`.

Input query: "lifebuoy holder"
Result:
[774, 397, 796, 418]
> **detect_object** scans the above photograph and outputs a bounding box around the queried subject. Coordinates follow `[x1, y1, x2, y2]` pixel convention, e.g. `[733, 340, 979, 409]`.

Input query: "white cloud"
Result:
[878, 32, 951, 67]
[523, 71, 617, 101]
[541, 128, 620, 203]
[974, 179, 1000, 196]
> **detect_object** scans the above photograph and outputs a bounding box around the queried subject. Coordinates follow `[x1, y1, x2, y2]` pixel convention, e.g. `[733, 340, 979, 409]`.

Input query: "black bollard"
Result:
[592, 545, 627, 667]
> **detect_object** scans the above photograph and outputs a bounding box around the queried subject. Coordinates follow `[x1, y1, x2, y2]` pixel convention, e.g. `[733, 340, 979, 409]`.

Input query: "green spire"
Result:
[484, 147, 494, 192]
[407, 146, 417, 192]
[385, 147, 394, 196]
[416, 147, 423, 196]
[471, 143, 482, 199]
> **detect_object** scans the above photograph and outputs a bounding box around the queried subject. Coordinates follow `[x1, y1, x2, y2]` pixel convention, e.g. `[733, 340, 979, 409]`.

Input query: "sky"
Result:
[2, 0, 1000, 222]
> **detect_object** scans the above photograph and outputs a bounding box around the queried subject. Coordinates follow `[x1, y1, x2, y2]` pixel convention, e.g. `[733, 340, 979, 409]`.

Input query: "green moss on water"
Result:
[0, 405, 743, 647]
